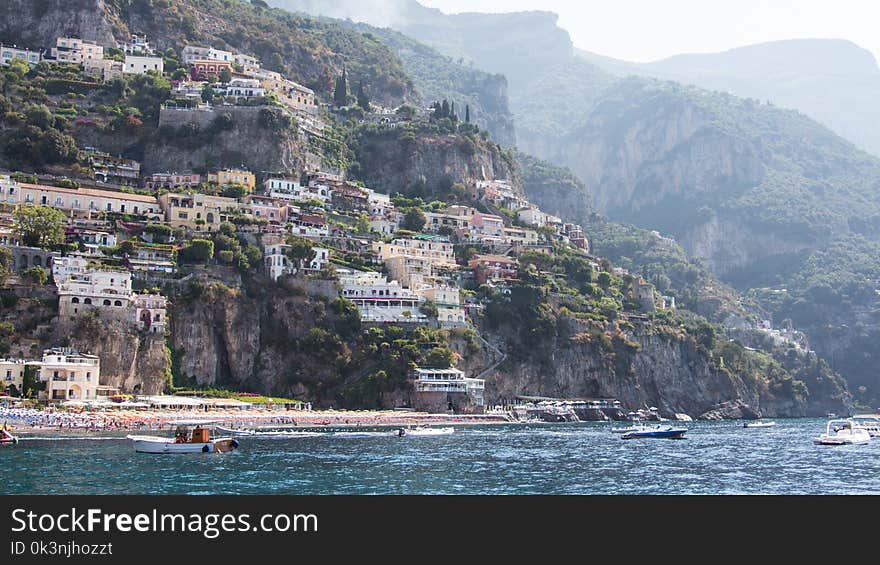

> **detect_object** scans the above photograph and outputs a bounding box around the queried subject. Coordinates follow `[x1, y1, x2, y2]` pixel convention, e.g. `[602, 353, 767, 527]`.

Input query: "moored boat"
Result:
[404, 426, 454, 436]
[851, 414, 880, 438]
[743, 420, 777, 428]
[127, 421, 238, 453]
[620, 424, 687, 440]
[0, 426, 18, 445]
[814, 419, 871, 445]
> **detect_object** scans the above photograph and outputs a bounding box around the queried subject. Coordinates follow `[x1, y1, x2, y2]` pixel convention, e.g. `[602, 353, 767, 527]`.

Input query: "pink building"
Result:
[468, 255, 518, 285]
[470, 212, 505, 238]
[245, 194, 289, 224]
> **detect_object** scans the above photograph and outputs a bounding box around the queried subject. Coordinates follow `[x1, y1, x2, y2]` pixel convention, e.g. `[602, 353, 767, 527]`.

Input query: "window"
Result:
[103, 299, 111, 306]
[71, 297, 80, 304]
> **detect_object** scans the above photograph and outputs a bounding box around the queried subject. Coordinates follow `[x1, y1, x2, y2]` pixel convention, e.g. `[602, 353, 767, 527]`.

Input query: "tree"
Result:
[21, 365, 43, 399]
[178, 239, 214, 263]
[424, 346, 454, 369]
[219, 66, 232, 84]
[14, 206, 66, 248]
[284, 235, 316, 270]
[465, 105, 470, 124]
[334, 68, 348, 107]
[201, 83, 214, 103]
[0, 246, 12, 285]
[356, 80, 370, 111]
[400, 208, 426, 232]
[355, 213, 371, 234]
[22, 266, 48, 285]
[144, 223, 172, 243]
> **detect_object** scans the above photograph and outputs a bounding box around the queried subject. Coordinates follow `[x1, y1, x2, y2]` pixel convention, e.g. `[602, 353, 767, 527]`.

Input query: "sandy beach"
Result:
[2, 406, 513, 435]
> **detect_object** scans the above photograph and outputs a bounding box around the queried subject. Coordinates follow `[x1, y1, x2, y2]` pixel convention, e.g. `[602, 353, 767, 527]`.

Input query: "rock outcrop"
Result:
[354, 129, 520, 196]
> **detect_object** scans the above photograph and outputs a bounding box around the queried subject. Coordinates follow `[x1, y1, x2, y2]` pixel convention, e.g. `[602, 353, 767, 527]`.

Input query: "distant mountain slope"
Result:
[578, 39, 880, 157]
[341, 23, 516, 146]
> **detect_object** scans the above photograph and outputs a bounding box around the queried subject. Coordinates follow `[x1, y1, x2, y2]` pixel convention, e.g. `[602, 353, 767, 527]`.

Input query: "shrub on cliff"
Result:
[179, 239, 214, 263]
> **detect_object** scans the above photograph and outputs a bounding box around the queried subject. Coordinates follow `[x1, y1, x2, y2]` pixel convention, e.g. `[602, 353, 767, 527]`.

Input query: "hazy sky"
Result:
[419, 0, 880, 63]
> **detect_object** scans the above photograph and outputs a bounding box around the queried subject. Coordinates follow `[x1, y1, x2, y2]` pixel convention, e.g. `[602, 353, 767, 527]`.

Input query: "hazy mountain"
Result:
[579, 39, 880, 157]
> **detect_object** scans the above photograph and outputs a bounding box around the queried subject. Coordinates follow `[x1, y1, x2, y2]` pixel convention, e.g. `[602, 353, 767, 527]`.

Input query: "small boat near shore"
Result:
[620, 424, 687, 440]
[402, 426, 454, 436]
[0, 426, 18, 445]
[215, 425, 321, 438]
[743, 421, 777, 428]
[814, 419, 870, 445]
[127, 421, 238, 454]
[851, 414, 880, 438]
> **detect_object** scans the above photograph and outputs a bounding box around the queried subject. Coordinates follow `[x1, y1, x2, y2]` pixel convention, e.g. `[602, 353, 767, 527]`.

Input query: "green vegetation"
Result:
[13, 206, 66, 249]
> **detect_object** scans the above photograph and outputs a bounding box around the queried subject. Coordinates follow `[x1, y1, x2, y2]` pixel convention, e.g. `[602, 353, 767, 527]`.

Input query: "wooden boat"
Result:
[127, 421, 238, 453]
[620, 424, 687, 440]
[814, 419, 871, 445]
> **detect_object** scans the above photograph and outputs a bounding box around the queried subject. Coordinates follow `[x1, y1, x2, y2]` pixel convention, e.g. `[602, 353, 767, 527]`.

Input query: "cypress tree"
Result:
[441, 99, 450, 118]
[334, 68, 348, 107]
[356, 80, 370, 111]
[465, 105, 470, 123]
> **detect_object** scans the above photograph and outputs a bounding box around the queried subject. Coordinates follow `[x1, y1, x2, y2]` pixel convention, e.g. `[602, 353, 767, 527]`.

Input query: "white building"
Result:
[124, 55, 164, 75]
[416, 286, 466, 327]
[0, 44, 42, 66]
[338, 269, 428, 324]
[0, 359, 27, 392]
[372, 237, 456, 267]
[233, 53, 260, 72]
[133, 294, 167, 334]
[214, 77, 265, 98]
[117, 34, 153, 55]
[267, 177, 332, 204]
[50, 37, 103, 66]
[34, 348, 101, 403]
[181, 45, 232, 65]
[412, 367, 484, 407]
[264, 244, 329, 281]
[517, 206, 561, 228]
[53, 256, 167, 332]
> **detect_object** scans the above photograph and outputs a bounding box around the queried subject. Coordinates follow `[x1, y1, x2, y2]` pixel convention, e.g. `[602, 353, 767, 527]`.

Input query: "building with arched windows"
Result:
[53, 256, 167, 332]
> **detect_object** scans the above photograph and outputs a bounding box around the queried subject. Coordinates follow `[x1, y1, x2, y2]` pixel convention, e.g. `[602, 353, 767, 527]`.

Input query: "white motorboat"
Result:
[743, 420, 777, 428]
[814, 419, 871, 445]
[127, 421, 239, 453]
[851, 414, 880, 438]
[215, 425, 321, 438]
[403, 426, 454, 436]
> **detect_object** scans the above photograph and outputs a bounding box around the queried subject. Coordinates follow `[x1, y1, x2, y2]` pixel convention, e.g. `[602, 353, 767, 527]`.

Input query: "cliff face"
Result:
[144, 106, 305, 174]
[0, 0, 119, 48]
[487, 320, 850, 419]
[677, 213, 814, 277]
[354, 129, 520, 196]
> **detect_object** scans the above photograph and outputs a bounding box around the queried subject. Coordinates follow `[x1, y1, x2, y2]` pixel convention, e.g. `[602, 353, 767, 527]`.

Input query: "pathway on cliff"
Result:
[473, 330, 507, 382]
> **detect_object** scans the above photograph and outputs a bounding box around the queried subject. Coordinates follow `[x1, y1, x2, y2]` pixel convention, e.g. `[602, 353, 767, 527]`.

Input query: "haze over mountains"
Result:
[271, 0, 880, 158]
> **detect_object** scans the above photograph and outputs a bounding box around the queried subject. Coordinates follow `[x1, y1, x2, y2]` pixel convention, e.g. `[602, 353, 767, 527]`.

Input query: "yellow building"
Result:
[207, 168, 256, 191]
[158, 192, 242, 232]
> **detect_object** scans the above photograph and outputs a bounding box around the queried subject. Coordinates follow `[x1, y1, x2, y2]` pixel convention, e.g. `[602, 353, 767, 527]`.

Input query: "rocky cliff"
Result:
[168, 279, 497, 407]
[0, 0, 119, 48]
[486, 317, 851, 419]
[353, 128, 520, 196]
[62, 314, 169, 395]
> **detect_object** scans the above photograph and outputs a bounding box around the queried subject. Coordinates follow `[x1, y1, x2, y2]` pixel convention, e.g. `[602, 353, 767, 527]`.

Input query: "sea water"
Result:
[2, 419, 879, 495]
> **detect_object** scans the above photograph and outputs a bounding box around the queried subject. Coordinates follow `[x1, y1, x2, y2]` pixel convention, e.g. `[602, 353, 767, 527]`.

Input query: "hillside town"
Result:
[0, 33, 673, 416]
